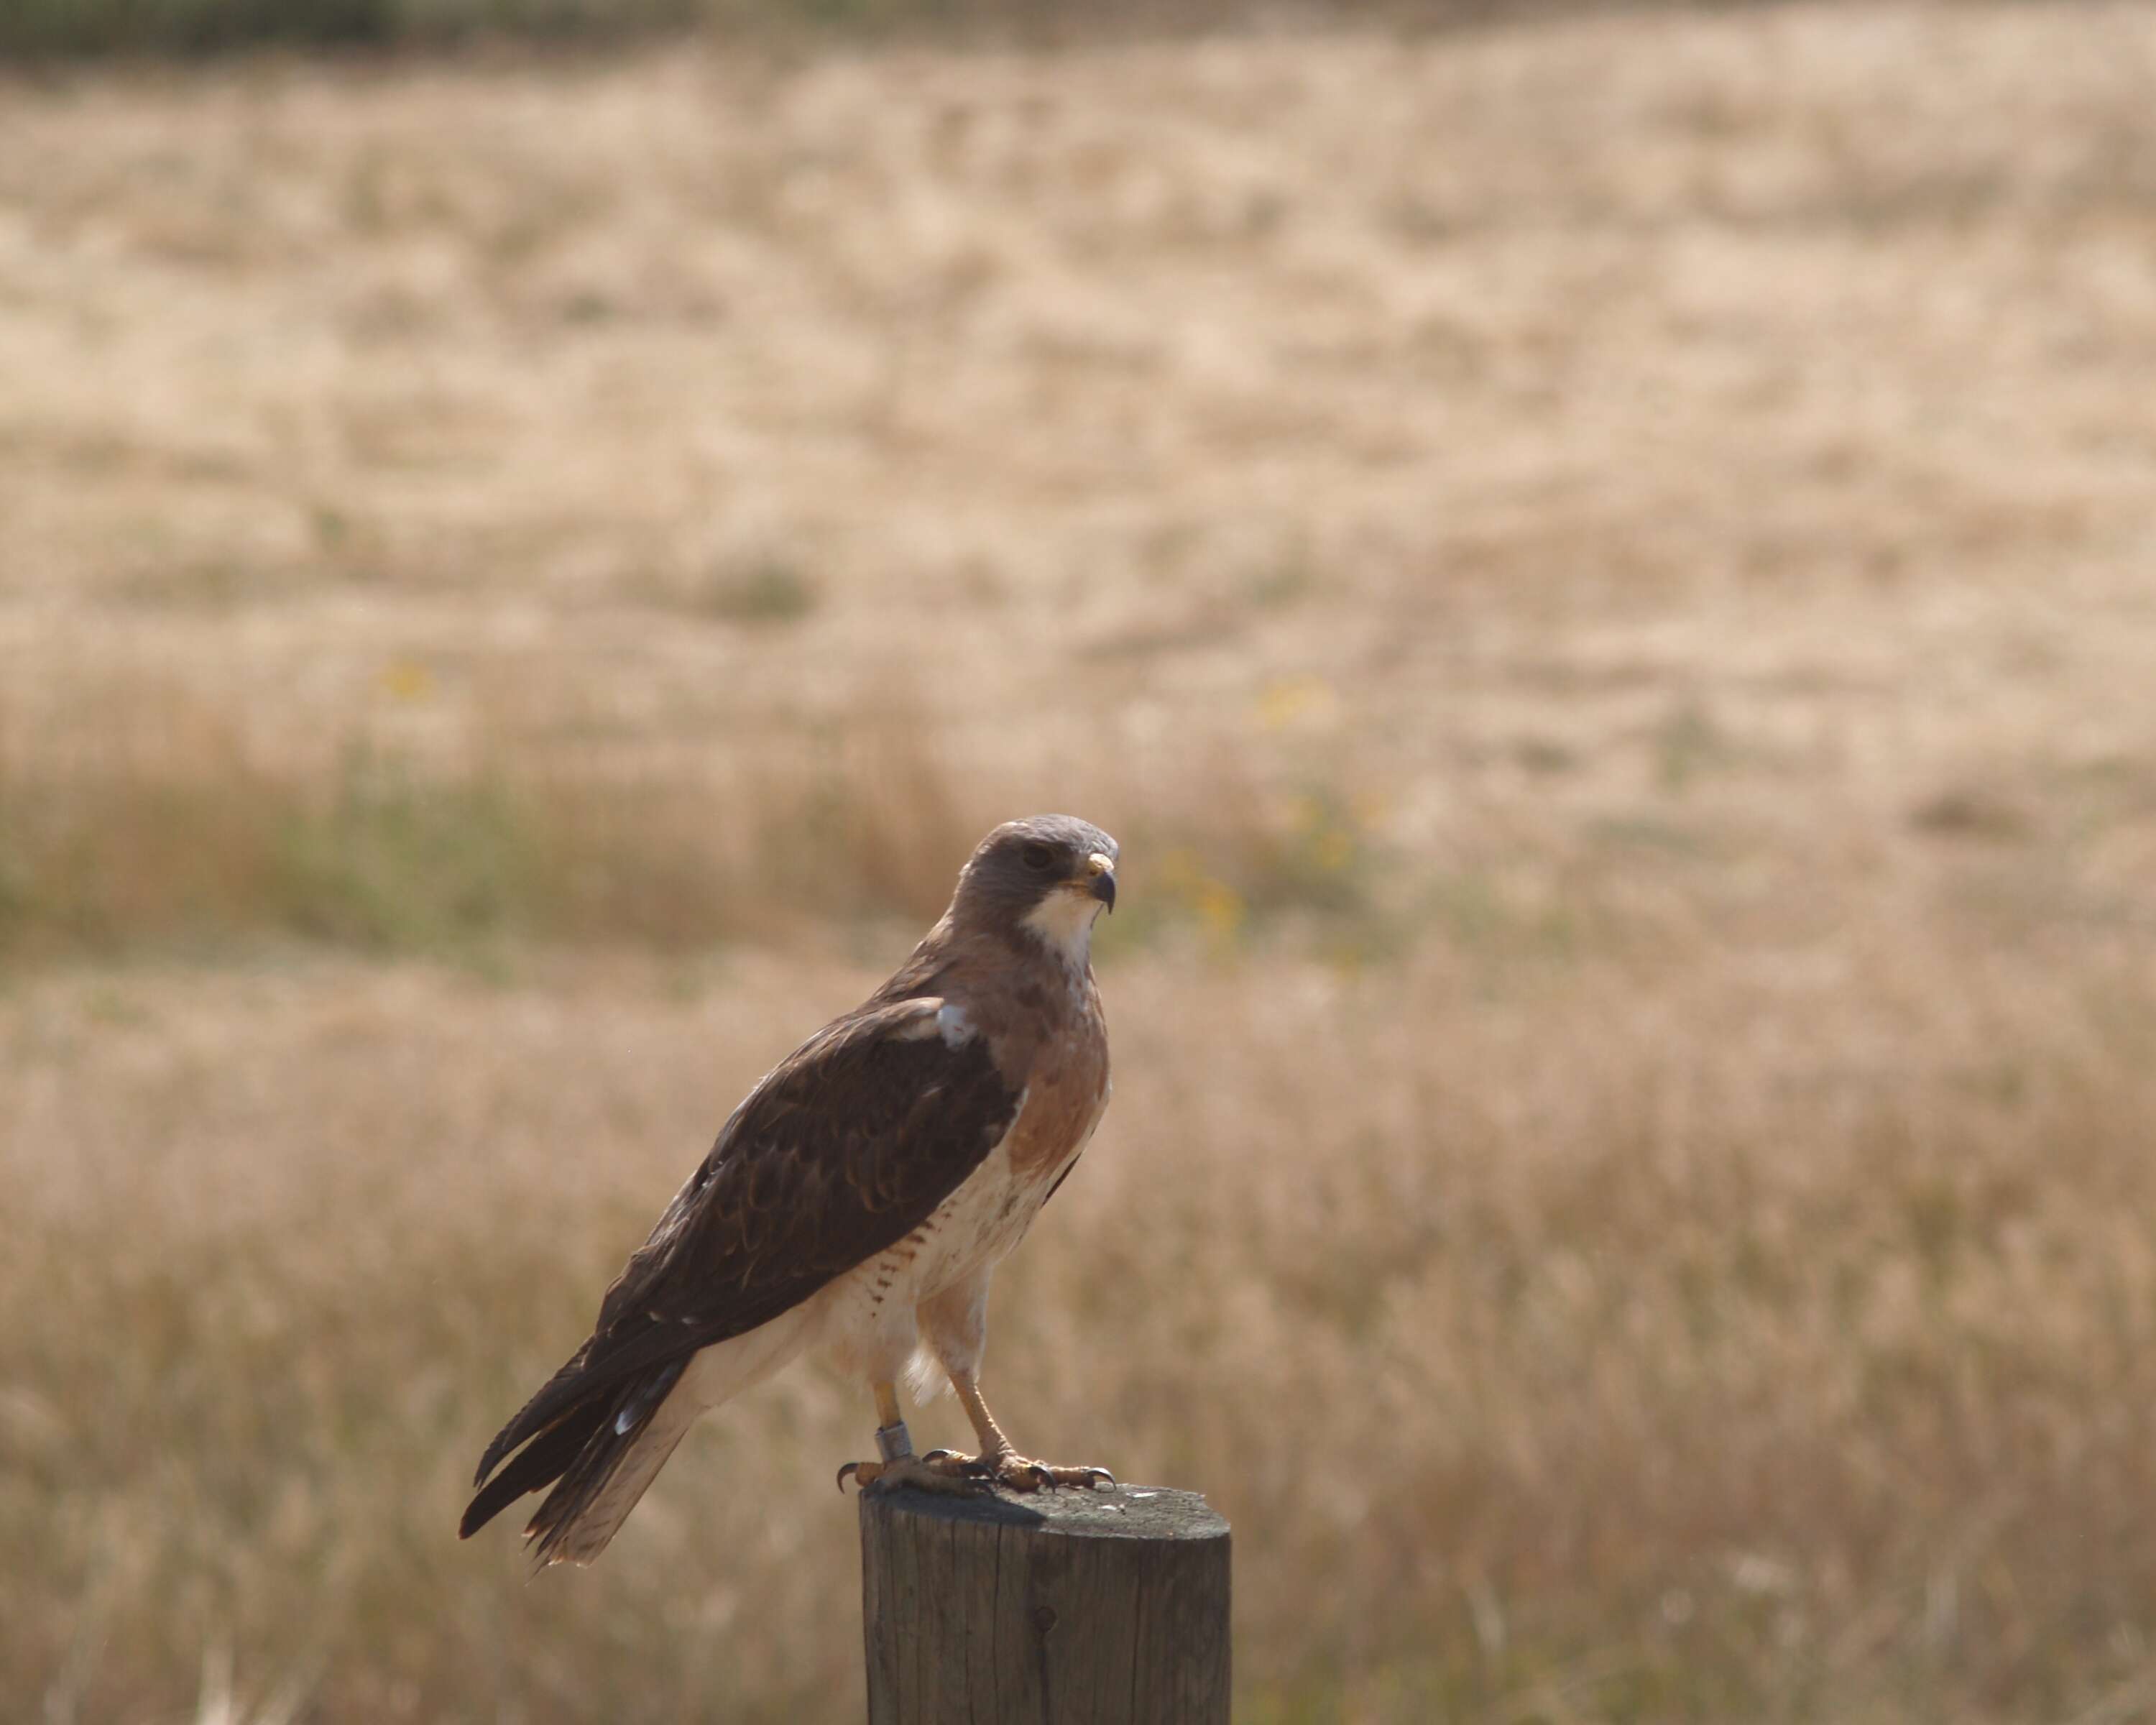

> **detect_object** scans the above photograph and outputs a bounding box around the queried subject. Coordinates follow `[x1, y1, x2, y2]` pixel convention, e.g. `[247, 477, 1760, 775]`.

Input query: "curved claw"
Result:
[837, 1460, 862, 1494]
[1079, 1466, 1116, 1489]
[922, 1448, 996, 1480]
[1025, 1462, 1055, 1489]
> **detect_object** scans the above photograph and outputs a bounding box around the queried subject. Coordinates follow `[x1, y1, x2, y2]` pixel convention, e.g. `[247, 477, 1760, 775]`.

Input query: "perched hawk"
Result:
[461, 814, 1120, 1565]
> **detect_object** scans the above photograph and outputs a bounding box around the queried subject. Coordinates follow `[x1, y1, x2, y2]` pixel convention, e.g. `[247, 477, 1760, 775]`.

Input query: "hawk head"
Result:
[952, 814, 1118, 962]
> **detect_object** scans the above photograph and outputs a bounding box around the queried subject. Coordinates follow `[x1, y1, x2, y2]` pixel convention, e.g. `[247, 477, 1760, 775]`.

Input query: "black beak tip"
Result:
[1090, 870, 1117, 913]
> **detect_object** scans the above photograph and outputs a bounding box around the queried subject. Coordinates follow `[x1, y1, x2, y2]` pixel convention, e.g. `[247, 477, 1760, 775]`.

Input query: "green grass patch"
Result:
[0, 743, 811, 961]
[0, 731, 1409, 964]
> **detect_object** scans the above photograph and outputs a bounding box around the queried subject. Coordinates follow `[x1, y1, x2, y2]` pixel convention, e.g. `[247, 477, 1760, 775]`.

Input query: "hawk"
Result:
[460, 814, 1120, 1565]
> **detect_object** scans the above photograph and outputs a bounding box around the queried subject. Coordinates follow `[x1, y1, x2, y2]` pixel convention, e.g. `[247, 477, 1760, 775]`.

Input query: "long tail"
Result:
[460, 1358, 688, 1567]
[523, 1389, 700, 1567]
[462, 1307, 821, 1565]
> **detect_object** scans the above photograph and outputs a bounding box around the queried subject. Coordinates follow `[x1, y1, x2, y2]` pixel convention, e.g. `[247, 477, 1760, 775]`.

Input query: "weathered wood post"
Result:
[860, 1484, 1231, 1724]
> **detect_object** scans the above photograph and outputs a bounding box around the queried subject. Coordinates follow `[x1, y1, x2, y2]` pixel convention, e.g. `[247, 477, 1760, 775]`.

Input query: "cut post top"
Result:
[863, 1481, 1227, 1541]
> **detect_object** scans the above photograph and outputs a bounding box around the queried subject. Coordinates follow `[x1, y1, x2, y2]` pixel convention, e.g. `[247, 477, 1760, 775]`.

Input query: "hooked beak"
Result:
[1084, 852, 1117, 913]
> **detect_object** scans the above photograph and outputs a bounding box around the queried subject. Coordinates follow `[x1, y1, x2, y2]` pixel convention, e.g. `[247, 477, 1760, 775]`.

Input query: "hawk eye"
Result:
[1019, 842, 1056, 872]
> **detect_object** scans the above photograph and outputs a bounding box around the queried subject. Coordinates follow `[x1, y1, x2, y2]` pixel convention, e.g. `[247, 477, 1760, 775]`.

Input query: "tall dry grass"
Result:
[9, 923, 2156, 1721]
[6, 4, 2156, 1720]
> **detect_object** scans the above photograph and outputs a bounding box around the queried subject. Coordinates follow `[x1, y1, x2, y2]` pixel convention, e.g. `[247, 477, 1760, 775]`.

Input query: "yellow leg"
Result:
[921, 1371, 1114, 1492]
[837, 1381, 976, 1496]
[952, 1371, 1015, 1463]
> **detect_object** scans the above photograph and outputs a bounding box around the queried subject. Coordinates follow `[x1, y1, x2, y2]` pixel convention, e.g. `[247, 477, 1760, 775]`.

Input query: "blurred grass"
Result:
[6, 4, 2156, 1721]
[0, 737, 854, 958]
[11, 930, 2156, 1722]
[0, 686, 1393, 964]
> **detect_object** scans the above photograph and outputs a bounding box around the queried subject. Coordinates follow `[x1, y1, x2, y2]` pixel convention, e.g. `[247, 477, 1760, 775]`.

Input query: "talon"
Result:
[1016, 1459, 1117, 1490]
[837, 1461, 862, 1494]
[847, 1453, 990, 1497]
[920, 1448, 993, 1479]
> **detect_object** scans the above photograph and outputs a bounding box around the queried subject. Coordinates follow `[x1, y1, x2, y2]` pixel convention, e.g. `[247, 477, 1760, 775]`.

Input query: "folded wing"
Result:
[461, 995, 1018, 1546]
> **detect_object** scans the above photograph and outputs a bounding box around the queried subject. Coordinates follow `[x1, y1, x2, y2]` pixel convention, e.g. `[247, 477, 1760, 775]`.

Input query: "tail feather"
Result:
[472, 1348, 602, 1489]
[525, 1389, 700, 1567]
[458, 1403, 606, 1540]
[463, 1305, 821, 1565]
[461, 1356, 686, 1549]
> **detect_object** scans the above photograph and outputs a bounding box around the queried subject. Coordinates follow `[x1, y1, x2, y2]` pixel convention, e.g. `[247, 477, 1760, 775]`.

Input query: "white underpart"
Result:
[1021, 888, 1105, 971]
[819, 1114, 1077, 1396]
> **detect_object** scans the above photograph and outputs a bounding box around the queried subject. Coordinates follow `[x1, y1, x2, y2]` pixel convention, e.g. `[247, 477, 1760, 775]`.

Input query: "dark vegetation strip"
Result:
[0, 0, 1830, 62]
[0, 743, 1388, 962]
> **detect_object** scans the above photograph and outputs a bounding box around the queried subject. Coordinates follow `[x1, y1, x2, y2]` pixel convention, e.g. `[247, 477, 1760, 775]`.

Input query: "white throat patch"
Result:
[1020, 888, 1104, 970]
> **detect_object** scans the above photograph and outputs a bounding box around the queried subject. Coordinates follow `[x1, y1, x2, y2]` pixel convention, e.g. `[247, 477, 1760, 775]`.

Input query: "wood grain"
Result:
[860, 1484, 1230, 1724]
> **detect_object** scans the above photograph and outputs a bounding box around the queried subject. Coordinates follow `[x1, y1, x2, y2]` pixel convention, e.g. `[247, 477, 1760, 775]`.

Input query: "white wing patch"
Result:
[889, 1001, 943, 1040]
[888, 998, 977, 1046]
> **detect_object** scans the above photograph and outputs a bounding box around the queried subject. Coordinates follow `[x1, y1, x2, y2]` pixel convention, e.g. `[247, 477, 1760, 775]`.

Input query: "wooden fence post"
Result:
[859, 1483, 1231, 1724]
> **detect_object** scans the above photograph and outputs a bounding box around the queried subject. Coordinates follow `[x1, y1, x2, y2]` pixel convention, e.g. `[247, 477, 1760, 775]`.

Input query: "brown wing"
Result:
[462, 995, 1017, 1533]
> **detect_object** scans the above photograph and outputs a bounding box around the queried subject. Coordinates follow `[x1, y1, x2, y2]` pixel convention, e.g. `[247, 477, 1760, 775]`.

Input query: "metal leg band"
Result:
[875, 1422, 914, 1465]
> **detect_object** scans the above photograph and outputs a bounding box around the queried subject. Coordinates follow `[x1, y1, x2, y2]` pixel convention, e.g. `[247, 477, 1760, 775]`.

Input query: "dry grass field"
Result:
[6, 4, 2156, 1719]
